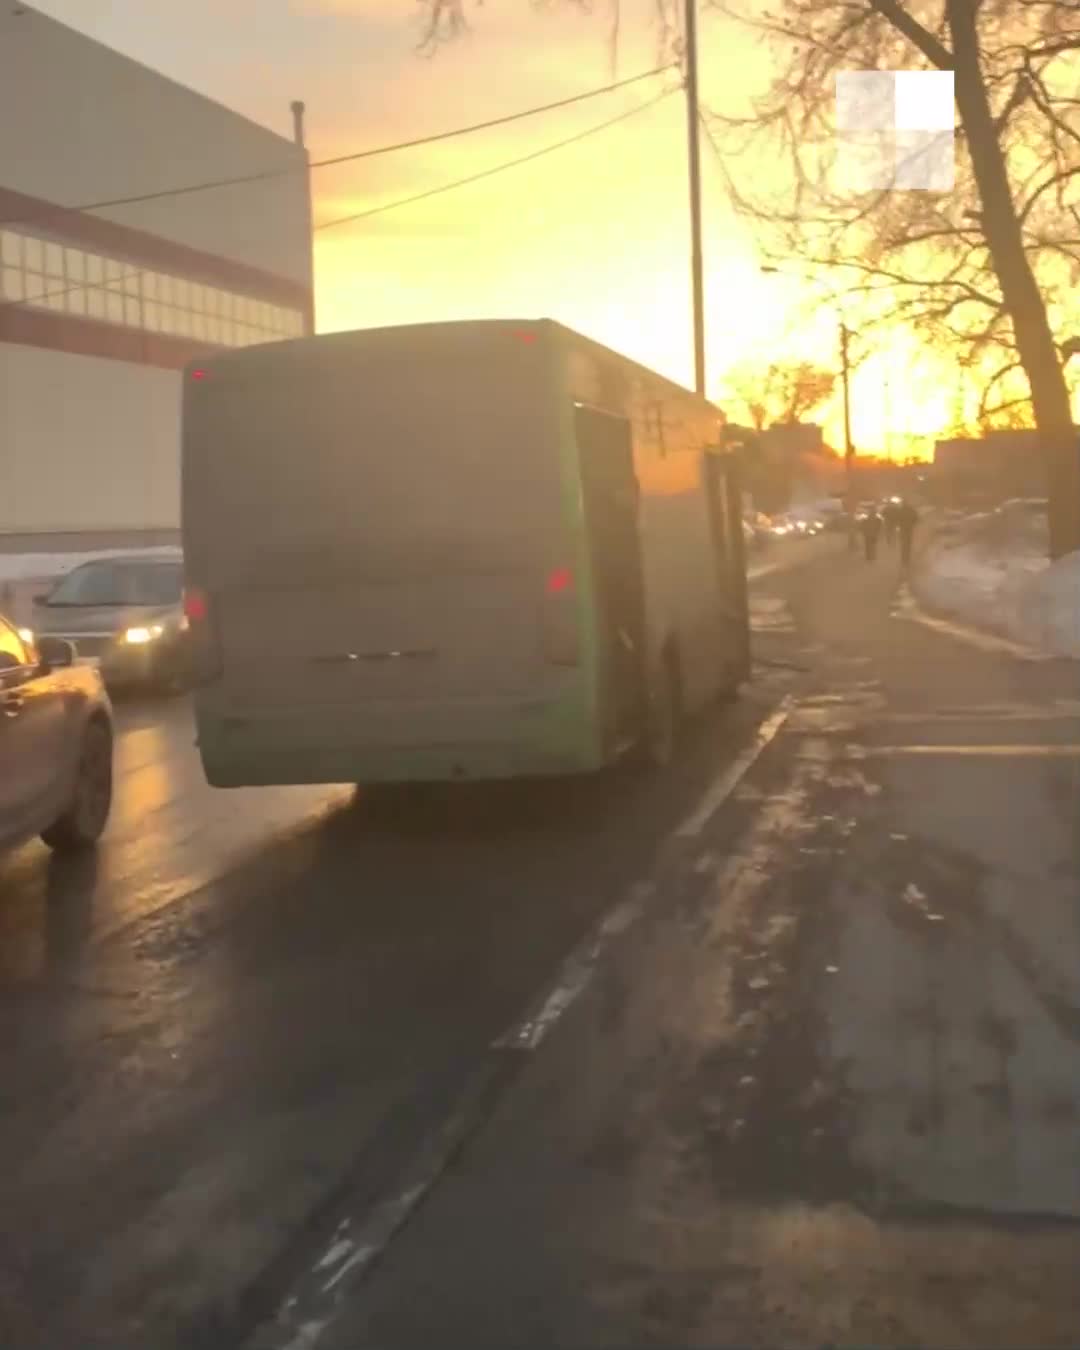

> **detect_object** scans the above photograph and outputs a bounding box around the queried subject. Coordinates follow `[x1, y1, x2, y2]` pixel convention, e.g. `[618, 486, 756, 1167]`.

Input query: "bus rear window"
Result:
[185, 342, 563, 584]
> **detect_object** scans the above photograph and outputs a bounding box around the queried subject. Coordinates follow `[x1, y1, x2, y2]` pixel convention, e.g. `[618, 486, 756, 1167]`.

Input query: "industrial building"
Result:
[0, 4, 314, 548]
[932, 429, 1064, 508]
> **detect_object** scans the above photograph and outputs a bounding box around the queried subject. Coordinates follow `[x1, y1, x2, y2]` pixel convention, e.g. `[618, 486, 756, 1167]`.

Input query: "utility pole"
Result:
[882, 367, 891, 463]
[840, 321, 856, 549]
[684, 0, 706, 396]
[759, 265, 855, 530]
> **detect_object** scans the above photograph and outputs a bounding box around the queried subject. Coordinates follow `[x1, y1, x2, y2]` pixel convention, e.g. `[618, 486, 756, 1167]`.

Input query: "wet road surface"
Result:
[0, 553, 814, 1350]
[308, 546, 1080, 1350]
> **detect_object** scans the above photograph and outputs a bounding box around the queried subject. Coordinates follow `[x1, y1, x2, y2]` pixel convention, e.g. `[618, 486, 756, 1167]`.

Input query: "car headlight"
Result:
[124, 624, 165, 645]
[17, 627, 34, 645]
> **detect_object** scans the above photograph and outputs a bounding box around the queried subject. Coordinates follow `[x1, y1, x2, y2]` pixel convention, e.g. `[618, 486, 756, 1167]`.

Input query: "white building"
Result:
[0, 4, 314, 548]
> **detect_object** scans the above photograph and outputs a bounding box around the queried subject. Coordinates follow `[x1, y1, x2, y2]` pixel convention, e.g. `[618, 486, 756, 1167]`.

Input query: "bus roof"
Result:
[188, 319, 722, 419]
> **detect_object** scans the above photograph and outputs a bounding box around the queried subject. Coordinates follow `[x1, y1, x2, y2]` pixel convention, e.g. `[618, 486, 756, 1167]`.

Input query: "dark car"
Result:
[30, 552, 190, 692]
[0, 613, 114, 853]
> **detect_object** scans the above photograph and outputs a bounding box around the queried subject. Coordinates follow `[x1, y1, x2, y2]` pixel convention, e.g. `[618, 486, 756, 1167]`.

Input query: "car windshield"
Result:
[46, 561, 183, 607]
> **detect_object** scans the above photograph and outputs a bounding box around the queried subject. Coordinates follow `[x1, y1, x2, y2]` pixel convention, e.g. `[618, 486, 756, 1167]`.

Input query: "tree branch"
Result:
[867, 0, 954, 68]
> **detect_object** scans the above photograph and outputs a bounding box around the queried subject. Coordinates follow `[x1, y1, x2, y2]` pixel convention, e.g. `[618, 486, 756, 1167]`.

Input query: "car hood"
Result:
[32, 602, 180, 635]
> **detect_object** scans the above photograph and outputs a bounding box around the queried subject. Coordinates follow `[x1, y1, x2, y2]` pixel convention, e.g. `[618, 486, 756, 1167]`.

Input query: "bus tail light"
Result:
[541, 567, 580, 666]
[183, 587, 208, 623]
[182, 585, 223, 685]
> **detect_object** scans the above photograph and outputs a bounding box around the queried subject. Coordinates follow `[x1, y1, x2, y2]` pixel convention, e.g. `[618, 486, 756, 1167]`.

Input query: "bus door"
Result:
[575, 405, 648, 749]
[703, 451, 751, 683]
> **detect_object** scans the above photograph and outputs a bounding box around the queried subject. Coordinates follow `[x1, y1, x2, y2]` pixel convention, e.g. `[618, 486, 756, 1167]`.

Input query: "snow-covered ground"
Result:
[915, 503, 1080, 659]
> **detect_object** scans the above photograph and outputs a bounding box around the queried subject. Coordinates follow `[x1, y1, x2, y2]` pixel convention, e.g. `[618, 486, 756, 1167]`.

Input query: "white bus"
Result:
[181, 319, 750, 787]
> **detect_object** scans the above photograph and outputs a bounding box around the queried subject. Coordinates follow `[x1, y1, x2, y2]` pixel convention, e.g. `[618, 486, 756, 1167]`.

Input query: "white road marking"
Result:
[282, 1320, 331, 1350]
[676, 697, 794, 838]
[261, 1081, 502, 1348]
[862, 743, 1080, 758]
[877, 707, 1080, 724]
[893, 584, 1053, 661]
[492, 884, 653, 1053]
[313, 1237, 353, 1273]
[495, 698, 797, 1055]
[254, 696, 804, 1347]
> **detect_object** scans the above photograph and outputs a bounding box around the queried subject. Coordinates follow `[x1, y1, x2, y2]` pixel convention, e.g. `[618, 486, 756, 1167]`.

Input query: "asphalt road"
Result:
[313, 541, 1080, 1350]
[5, 531, 1078, 1350]
[0, 543, 813, 1350]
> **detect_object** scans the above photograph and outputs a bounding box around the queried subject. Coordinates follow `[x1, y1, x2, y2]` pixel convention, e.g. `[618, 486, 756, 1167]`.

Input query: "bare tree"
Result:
[417, 0, 1080, 557]
[703, 0, 1080, 557]
[724, 360, 837, 429]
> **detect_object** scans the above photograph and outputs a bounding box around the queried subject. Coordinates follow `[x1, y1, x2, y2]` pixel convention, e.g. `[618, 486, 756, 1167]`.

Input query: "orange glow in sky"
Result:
[29, 0, 980, 459]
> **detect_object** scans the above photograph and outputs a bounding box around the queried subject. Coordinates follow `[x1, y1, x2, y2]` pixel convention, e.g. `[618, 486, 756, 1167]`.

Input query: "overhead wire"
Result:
[0, 82, 678, 311]
[315, 85, 679, 232]
[0, 64, 676, 228]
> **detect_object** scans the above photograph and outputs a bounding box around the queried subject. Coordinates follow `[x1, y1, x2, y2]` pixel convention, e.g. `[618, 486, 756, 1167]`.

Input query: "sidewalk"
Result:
[316, 546, 1080, 1350]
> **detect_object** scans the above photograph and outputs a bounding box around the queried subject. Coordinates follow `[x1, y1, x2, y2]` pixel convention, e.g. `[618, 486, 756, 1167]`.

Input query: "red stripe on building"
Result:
[0, 183, 312, 311]
[1, 302, 228, 372]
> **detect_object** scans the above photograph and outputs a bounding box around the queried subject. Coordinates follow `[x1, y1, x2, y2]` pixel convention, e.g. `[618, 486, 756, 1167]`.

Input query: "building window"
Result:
[1, 267, 23, 302]
[0, 224, 306, 347]
[45, 242, 64, 278]
[0, 230, 20, 267]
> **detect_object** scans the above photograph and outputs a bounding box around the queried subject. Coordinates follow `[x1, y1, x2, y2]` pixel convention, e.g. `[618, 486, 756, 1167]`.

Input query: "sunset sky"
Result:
[28, 0, 967, 457]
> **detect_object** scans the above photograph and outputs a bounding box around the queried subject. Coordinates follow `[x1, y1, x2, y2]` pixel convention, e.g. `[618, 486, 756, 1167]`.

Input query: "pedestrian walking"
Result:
[860, 508, 882, 562]
[882, 499, 901, 548]
[897, 499, 920, 568]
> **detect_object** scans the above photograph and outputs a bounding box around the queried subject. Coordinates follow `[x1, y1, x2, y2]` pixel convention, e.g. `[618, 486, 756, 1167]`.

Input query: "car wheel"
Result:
[41, 719, 113, 852]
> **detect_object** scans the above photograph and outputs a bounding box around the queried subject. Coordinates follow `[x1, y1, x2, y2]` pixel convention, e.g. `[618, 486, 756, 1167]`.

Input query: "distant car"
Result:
[777, 510, 827, 538]
[29, 552, 190, 693]
[0, 612, 114, 853]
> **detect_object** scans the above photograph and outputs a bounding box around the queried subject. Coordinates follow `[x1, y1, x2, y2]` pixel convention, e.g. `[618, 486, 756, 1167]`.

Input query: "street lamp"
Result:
[761, 265, 856, 544]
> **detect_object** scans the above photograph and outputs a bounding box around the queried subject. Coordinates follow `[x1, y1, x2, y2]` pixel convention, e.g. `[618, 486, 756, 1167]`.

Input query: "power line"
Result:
[315, 86, 678, 233]
[0, 86, 676, 312]
[0, 64, 675, 230]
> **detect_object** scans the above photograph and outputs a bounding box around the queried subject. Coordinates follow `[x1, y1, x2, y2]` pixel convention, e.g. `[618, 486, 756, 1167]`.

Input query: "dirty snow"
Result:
[915, 507, 1079, 659]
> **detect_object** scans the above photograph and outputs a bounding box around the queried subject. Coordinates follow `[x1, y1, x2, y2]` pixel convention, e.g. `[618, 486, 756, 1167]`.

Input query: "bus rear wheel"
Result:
[638, 649, 682, 769]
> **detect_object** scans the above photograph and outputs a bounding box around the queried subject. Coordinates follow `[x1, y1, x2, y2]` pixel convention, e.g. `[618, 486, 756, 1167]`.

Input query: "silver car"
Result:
[30, 552, 190, 693]
[0, 613, 114, 853]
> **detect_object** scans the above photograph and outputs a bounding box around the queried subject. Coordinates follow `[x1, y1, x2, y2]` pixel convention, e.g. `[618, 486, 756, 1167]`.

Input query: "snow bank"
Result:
[915, 519, 1079, 659]
[1011, 550, 1080, 658]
